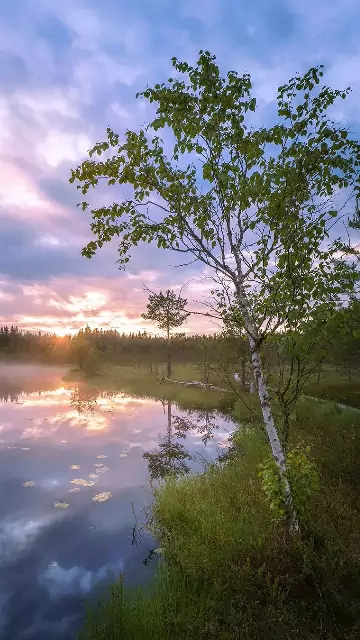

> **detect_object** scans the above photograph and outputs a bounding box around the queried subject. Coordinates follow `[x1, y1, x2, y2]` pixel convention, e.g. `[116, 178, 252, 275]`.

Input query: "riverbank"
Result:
[64, 362, 360, 411]
[63, 364, 232, 413]
[81, 397, 360, 639]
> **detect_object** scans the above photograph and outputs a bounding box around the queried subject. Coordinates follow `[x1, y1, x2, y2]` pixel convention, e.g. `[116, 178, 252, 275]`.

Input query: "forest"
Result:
[1, 294, 359, 395]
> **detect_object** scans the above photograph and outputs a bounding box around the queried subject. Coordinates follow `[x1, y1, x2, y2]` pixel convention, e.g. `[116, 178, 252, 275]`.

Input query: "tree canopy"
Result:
[70, 50, 360, 531]
[70, 51, 360, 346]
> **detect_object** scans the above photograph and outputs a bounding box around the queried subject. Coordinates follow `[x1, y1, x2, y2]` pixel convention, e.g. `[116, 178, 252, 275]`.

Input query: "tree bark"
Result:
[249, 340, 299, 532]
[166, 324, 172, 378]
[234, 283, 299, 533]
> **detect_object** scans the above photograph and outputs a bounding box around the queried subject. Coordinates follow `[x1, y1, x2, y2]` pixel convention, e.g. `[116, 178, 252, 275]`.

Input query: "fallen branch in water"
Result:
[159, 376, 227, 393]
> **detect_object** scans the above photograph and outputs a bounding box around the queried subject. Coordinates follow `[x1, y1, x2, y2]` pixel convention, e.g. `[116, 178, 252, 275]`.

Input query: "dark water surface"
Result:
[0, 364, 234, 639]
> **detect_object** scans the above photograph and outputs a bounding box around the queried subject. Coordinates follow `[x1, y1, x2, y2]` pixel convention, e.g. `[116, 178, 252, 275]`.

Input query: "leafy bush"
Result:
[258, 445, 320, 523]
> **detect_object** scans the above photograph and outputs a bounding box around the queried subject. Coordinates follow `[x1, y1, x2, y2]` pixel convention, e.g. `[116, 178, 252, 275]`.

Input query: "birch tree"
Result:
[70, 51, 360, 530]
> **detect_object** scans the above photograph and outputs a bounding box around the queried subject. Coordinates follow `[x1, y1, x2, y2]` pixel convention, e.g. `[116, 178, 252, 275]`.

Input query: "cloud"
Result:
[0, 214, 97, 281]
[0, 0, 358, 333]
[0, 272, 217, 335]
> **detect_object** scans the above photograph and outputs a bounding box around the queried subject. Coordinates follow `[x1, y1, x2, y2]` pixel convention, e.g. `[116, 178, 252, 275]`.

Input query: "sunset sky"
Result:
[0, 0, 359, 335]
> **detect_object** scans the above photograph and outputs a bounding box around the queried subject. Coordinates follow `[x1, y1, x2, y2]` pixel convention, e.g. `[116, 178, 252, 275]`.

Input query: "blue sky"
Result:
[0, 0, 359, 334]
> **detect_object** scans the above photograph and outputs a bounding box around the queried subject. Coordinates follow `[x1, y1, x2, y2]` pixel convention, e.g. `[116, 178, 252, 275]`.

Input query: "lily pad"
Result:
[71, 478, 96, 487]
[92, 492, 112, 503]
[54, 502, 69, 509]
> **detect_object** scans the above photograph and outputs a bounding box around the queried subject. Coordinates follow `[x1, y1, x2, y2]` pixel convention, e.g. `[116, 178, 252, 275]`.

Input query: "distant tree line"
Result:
[0, 323, 228, 371]
[0, 297, 359, 382]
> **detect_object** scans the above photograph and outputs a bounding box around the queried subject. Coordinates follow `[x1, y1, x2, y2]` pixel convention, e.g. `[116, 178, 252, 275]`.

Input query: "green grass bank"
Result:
[64, 363, 231, 412]
[64, 361, 360, 410]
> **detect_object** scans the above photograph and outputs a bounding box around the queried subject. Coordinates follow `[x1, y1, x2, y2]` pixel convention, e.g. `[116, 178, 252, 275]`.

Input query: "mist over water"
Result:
[0, 363, 234, 639]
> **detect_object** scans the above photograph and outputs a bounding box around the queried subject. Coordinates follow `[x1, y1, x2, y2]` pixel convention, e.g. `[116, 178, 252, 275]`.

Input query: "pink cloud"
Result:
[0, 275, 216, 336]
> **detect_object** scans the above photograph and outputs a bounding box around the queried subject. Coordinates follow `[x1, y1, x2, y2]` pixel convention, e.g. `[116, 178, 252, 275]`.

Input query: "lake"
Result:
[0, 364, 234, 639]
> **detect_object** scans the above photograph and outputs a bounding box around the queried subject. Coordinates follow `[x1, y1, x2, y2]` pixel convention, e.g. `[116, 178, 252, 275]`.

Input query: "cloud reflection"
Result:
[0, 515, 57, 561]
[42, 558, 125, 598]
[0, 381, 159, 443]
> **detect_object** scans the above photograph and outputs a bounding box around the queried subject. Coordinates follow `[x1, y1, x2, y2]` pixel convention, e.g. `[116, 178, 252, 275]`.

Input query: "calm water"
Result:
[0, 364, 234, 639]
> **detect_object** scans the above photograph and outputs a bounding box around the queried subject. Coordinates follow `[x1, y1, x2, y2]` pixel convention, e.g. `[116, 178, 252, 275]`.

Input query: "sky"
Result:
[0, 0, 359, 336]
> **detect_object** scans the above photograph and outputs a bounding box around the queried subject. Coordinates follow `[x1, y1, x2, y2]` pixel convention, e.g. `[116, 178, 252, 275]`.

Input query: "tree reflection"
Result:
[0, 389, 20, 403]
[143, 402, 192, 481]
[70, 386, 99, 414]
[143, 402, 221, 482]
[69, 387, 122, 415]
[172, 409, 220, 445]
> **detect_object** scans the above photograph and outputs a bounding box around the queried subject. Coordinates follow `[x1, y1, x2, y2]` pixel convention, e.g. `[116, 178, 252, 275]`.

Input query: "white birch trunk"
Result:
[249, 334, 299, 533]
[234, 284, 299, 533]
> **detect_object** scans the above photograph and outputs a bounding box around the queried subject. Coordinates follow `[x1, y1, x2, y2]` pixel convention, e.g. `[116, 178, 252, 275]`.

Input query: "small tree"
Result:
[142, 289, 189, 377]
[268, 308, 339, 451]
[70, 51, 360, 531]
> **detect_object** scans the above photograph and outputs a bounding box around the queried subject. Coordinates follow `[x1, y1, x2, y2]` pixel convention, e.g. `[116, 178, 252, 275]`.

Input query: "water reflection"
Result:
[143, 401, 231, 482]
[143, 402, 192, 480]
[0, 363, 234, 640]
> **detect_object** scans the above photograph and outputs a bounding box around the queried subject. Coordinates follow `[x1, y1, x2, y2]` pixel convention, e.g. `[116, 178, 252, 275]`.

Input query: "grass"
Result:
[302, 375, 360, 408]
[64, 360, 360, 413]
[64, 363, 230, 413]
[80, 398, 360, 640]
